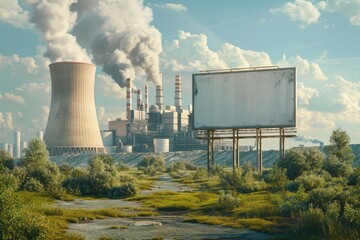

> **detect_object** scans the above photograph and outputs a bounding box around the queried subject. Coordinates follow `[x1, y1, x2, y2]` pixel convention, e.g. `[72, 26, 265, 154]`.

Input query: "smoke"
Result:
[26, 0, 162, 87]
[26, 0, 91, 63]
[294, 135, 323, 145]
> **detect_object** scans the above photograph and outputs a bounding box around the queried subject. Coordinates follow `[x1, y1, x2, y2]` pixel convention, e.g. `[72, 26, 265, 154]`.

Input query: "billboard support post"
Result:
[232, 129, 236, 172]
[211, 130, 215, 166]
[256, 129, 263, 173]
[207, 130, 210, 173]
[236, 130, 240, 168]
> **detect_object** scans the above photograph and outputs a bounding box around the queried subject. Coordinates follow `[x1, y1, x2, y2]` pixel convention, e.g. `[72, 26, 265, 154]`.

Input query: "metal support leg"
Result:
[207, 130, 210, 173]
[232, 129, 236, 172]
[259, 129, 262, 173]
[211, 130, 215, 166]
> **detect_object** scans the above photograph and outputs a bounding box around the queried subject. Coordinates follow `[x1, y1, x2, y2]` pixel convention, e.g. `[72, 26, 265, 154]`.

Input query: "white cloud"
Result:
[0, 112, 13, 130]
[0, 92, 26, 105]
[162, 31, 273, 72]
[96, 106, 119, 129]
[220, 43, 272, 68]
[98, 74, 126, 99]
[278, 55, 327, 80]
[297, 82, 319, 105]
[271, 0, 321, 26]
[16, 82, 51, 94]
[297, 107, 335, 131]
[153, 3, 187, 11]
[0, 0, 31, 28]
[17, 112, 23, 118]
[322, 0, 360, 26]
[333, 76, 360, 112]
[0, 54, 39, 75]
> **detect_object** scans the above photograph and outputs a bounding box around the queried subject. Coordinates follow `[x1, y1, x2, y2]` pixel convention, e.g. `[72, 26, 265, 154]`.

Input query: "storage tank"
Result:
[154, 138, 169, 153]
[123, 145, 133, 153]
[44, 62, 104, 155]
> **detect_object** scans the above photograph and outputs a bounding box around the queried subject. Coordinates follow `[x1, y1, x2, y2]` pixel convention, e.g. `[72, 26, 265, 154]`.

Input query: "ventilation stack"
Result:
[155, 85, 163, 112]
[136, 89, 142, 111]
[126, 78, 131, 121]
[145, 84, 149, 117]
[43, 62, 104, 156]
[175, 74, 182, 112]
[13, 131, 20, 158]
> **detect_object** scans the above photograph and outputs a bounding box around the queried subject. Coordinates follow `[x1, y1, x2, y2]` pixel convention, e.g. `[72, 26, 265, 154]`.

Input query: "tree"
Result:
[278, 148, 324, 180]
[324, 128, 354, 177]
[20, 138, 61, 191]
[0, 149, 14, 171]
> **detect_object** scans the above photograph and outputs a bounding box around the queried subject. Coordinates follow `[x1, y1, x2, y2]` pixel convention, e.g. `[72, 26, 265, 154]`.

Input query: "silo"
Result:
[44, 62, 104, 155]
[7, 144, 13, 158]
[13, 131, 21, 158]
[154, 139, 169, 153]
[20, 141, 27, 157]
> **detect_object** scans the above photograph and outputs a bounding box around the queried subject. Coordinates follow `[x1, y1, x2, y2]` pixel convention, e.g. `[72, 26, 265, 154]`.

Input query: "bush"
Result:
[107, 181, 137, 198]
[348, 168, 360, 186]
[209, 164, 226, 176]
[0, 149, 14, 170]
[117, 163, 130, 171]
[279, 185, 308, 216]
[219, 168, 266, 193]
[278, 148, 324, 180]
[217, 191, 240, 212]
[23, 177, 44, 192]
[0, 173, 19, 190]
[192, 168, 208, 180]
[0, 186, 49, 239]
[138, 155, 165, 175]
[266, 165, 288, 189]
[294, 172, 326, 191]
[308, 186, 341, 212]
[295, 206, 325, 238]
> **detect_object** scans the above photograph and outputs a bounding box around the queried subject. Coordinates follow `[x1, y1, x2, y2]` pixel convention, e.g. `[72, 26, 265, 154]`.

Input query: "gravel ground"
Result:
[67, 216, 272, 240]
[63, 175, 274, 240]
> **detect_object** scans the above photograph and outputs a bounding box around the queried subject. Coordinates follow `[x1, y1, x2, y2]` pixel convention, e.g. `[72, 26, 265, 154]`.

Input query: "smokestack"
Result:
[43, 62, 104, 156]
[175, 74, 182, 111]
[13, 131, 20, 159]
[156, 85, 163, 112]
[126, 78, 131, 121]
[145, 84, 149, 117]
[36, 130, 44, 140]
[137, 89, 142, 111]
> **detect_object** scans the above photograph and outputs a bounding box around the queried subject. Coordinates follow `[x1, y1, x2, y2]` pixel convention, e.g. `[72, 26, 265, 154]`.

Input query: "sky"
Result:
[0, 0, 359, 149]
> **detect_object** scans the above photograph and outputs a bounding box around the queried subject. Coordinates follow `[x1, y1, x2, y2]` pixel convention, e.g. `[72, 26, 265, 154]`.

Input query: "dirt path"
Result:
[63, 175, 274, 240]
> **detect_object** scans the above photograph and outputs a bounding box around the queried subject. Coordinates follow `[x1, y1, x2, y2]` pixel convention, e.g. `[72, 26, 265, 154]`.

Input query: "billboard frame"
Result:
[192, 67, 297, 130]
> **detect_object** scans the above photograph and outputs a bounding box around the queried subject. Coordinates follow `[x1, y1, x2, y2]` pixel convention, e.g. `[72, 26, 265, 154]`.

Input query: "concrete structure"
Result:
[145, 84, 149, 117]
[155, 85, 163, 112]
[175, 74, 182, 112]
[36, 130, 44, 140]
[126, 78, 132, 121]
[20, 141, 27, 157]
[13, 131, 21, 158]
[154, 138, 169, 153]
[44, 62, 104, 156]
[8, 144, 13, 158]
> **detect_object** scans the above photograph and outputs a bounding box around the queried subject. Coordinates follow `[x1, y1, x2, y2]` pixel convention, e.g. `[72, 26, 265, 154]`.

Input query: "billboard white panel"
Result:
[192, 67, 296, 130]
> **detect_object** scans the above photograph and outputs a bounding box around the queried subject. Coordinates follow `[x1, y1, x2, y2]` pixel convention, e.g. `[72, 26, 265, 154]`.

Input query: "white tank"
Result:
[123, 145, 133, 153]
[154, 138, 169, 153]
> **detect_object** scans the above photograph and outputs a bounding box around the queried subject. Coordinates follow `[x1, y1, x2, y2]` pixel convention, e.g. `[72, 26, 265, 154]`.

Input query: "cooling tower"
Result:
[44, 62, 104, 156]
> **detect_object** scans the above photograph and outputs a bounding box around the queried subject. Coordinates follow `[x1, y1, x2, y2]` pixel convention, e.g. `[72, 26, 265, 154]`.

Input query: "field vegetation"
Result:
[0, 128, 359, 239]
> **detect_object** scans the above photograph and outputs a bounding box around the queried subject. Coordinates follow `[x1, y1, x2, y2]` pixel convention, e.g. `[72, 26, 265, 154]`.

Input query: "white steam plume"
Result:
[70, 0, 162, 87]
[27, 0, 91, 63]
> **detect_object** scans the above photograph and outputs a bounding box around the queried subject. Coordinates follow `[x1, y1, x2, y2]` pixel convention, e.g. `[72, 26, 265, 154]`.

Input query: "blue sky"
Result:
[0, 0, 359, 149]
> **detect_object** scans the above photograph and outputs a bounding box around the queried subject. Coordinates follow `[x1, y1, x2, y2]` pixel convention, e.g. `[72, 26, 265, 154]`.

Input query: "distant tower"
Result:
[175, 74, 182, 112]
[21, 141, 27, 157]
[126, 78, 132, 121]
[36, 130, 44, 140]
[145, 84, 149, 117]
[8, 144, 13, 158]
[44, 62, 104, 156]
[13, 131, 20, 158]
[136, 89, 142, 111]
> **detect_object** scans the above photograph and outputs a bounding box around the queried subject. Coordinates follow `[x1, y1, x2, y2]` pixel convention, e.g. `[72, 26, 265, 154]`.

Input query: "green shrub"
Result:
[0, 173, 19, 190]
[0, 149, 14, 170]
[209, 164, 226, 176]
[192, 168, 208, 180]
[279, 185, 308, 216]
[217, 191, 240, 212]
[266, 165, 288, 189]
[348, 168, 360, 186]
[294, 172, 326, 191]
[138, 155, 165, 175]
[107, 181, 137, 198]
[308, 186, 340, 212]
[219, 169, 266, 193]
[117, 162, 130, 171]
[23, 177, 44, 192]
[295, 206, 325, 238]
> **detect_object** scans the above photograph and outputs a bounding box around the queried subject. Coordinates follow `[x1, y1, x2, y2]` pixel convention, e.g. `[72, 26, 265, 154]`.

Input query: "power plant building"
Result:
[44, 62, 104, 155]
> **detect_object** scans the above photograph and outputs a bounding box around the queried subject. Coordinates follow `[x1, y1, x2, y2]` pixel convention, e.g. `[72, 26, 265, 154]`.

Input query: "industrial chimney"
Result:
[44, 62, 104, 155]
[175, 74, 182, 112]
[136, 89, 142, 111]
[145, 84, 149, 117]
[155, 85, 163, 112]
[126, 78, 131, 121]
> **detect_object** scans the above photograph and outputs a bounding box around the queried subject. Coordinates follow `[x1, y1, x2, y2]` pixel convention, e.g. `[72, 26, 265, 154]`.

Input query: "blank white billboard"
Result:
[192, 67, 296, 130]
